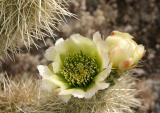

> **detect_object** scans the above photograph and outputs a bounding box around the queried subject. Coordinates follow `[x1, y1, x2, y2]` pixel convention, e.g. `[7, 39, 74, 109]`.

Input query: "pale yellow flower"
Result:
[37, 32, 111, 101]
[105, 31, 145, 70]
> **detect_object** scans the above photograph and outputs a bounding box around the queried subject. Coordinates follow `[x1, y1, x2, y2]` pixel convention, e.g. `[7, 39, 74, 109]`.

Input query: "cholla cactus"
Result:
[0, 74, 40, 113]
[0, 74, 140, 113]
[0, 0, 72, 57]
[0, 31, 144, 113]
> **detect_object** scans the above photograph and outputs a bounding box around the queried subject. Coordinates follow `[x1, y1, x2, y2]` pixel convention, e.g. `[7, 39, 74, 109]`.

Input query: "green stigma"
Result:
[60, 51, 99, 88]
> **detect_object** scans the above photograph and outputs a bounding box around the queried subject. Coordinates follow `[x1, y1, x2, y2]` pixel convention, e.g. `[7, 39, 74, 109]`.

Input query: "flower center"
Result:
[60, 51, 99, 88]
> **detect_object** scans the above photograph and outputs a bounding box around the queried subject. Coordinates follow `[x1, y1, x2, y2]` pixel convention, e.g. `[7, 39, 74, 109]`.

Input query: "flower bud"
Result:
[105, 31, 145, 71]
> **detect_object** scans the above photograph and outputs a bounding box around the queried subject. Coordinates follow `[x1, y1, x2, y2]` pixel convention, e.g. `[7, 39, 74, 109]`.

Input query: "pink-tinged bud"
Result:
[105, 31, 145, 71]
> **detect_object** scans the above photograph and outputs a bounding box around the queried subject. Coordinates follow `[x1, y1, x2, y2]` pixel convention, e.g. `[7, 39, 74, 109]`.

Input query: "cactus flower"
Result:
[105, 31, 145, 71]
[37, 32, 111, 101]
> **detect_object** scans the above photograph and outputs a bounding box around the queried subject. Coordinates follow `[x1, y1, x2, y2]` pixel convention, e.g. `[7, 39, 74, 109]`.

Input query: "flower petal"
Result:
[133, 45, 145, 63]
[37, 65, 53, 78]
[37, 65, 57, 91]
[69, 34, 93, 47]
[59, 82, 109, 99]
[59, 88, 86, 98]
[45, 46, 57, 61]
[69, 34, 98, 55]
[55, 38, 64, 46]
[84, 82, 109, 98]
[37, 65, 68, 89]
[93, 32, 111, 69]
[51, 60, 61, 73]
[95, 69, 111, 82]
[54, 38, 68, 59]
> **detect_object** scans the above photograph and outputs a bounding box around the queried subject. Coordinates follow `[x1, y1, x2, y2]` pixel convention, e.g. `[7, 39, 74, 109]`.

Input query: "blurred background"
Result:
[0, 0, 159, 113]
